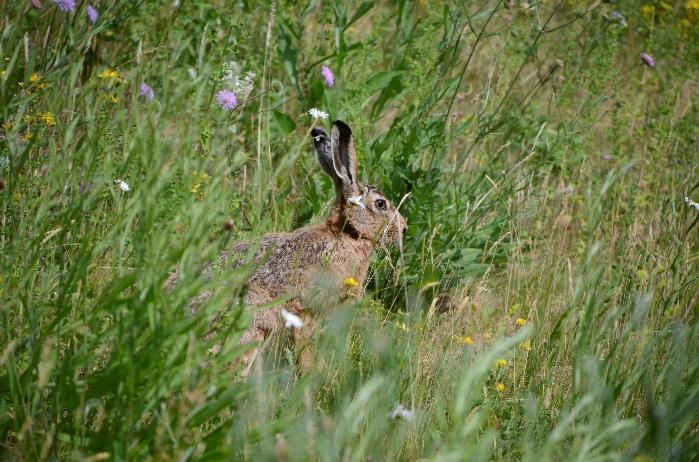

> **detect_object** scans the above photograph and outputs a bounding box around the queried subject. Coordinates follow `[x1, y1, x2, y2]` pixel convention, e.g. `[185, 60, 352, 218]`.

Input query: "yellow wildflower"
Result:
[519, 339, 531, 351]
[496, 359, 507, 368]
[687, 0, 699, 10]
[396, 322, 409, 332]
[454, 335, 474, 345]
[22, 131, 33, 141]
[13, 191, 22, 202]
[1, 120, 13, 131]
[29, 73, 40, 84]
[516, 318, 526, 327]
[37, 82, 48, 91]
[190, 170, 209, 194]
[98, 68, 122, 83]
[39, 112, 55, 126]
[23, 113, 33, 124]
[343, 277, 359, 288]
[641, 4, 655, 17]
[108, 94, 119, 104]
[495, 383, 505, 392]
[483, 331, 493, 340]
[637, 269, 649, 283]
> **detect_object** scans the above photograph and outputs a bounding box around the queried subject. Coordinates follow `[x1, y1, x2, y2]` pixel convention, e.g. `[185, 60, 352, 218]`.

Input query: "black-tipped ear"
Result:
[330, 120, 357, 187]
[310, 127, 339, 185]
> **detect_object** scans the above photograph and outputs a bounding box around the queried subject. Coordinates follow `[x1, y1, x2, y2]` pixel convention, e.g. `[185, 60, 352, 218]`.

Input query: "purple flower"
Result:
[610, 11, 627, 27]
[139, 83, 155, 101]
[639, 52, 655, 68]
[215, 90, 237, 110]
[321, 65, 334, 87]
[86, 5, 98, 23]
[53, 0, 76, 12]
[602, 153, 613, 161]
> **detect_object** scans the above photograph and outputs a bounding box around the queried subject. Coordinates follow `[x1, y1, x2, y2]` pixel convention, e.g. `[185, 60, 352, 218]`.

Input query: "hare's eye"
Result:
[375, 198, 387, 211]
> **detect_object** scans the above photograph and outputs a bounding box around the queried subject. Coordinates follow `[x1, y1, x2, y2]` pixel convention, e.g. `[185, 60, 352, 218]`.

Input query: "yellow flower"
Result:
[496, 358, 507, 368]
[687, 0, 699, 10]
[39, 112, 55, 126]
[396, 322, 409, 332]
[516, 318, 526, 326]
[13, 191, 22, 202]
[190, 170, 209, 194]
[495, 383, 505, 392]
[108, 94, 119, 104]
[98, 68, 122, 82]
[519, 339, 531, 351]
[454, 335, 474, 345]
[637, 269, 649, 283]
[483, 331, 493, 340]
[29, 73, 40, 84]
[641, 4, 655, 17]
[23, 113, 33, 124]
[343, 277, 359, 288]
[37, 82, 48, 91]
[22, 131, 33, 141]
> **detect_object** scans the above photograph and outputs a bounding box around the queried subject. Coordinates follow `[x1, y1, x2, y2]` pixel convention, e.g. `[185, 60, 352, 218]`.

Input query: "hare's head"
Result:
[311, 121, 407, 246]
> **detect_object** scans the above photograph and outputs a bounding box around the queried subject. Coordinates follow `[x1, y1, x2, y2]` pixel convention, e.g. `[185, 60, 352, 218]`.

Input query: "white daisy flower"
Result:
[308, 108, 329, 120]
[281, 309, 303, 329]
[685, 196, 699, 212]
[388, 403, 415, 422]
[114, 179, 130, 192]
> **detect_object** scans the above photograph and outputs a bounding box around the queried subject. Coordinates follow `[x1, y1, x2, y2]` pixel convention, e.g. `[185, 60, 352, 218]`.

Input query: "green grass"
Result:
[1, 0, 698, 460]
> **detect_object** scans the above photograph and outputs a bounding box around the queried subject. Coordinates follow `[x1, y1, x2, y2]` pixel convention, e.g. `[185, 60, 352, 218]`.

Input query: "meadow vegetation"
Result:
[1, 0, 698, 460]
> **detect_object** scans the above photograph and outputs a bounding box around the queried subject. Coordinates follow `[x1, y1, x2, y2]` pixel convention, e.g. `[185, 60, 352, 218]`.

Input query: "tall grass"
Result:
[1, 0, 698, 460]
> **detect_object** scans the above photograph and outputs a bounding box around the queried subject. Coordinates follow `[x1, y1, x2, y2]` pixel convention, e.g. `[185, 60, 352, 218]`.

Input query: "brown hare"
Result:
[170, 120, 407, 374]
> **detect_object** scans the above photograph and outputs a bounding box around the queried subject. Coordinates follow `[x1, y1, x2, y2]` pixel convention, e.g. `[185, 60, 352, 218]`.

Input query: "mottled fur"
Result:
[169, 121, 407, 374]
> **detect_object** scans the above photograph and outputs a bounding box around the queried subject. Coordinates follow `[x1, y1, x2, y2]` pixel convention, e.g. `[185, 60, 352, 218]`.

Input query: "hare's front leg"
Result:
[292, 311, 317, 374]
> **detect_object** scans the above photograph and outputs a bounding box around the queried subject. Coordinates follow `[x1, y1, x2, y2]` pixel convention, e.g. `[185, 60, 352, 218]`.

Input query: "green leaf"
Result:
[365, 70, 403, 93]
[272, 110, 296, 136]
[346, 1, 374, 29]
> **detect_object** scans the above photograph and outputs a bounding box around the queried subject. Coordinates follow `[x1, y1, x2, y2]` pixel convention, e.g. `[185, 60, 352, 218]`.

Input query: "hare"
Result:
[170, 120, 407, 374]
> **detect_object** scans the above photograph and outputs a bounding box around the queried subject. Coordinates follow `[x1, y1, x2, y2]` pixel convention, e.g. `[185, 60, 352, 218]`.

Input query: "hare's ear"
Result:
[330, 120, 358, 194]
[310, 127, 339, 184]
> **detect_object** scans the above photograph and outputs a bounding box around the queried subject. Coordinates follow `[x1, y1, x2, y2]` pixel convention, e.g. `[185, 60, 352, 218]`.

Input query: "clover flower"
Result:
[639, 52, 655, 68]
[114, 179, 130, 192]
[308, 108, 329, 120]
[215, 90, 237, 110]
[281, 309, 303, 329]
[321, 65, 334, 87]
[139, 83, 155, 101]
[54, 0, 76, 12]
[86, 5, 98, 24]
[388, 404, 415, 422]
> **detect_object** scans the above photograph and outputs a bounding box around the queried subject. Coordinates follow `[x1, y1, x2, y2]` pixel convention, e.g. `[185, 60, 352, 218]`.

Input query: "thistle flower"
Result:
[308, 108, 329, 120]
[321, 65, 334, 87]
[639, 52, 655, 68]
[215, 89, 237, 110]
[54, 0, 76, 12]
[86, 5, 98, 24]
[281, 309, 303, 329]
[114, 179, 130, 192]
[388, 404, 415, 422]
[139, 83, 155, 101]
